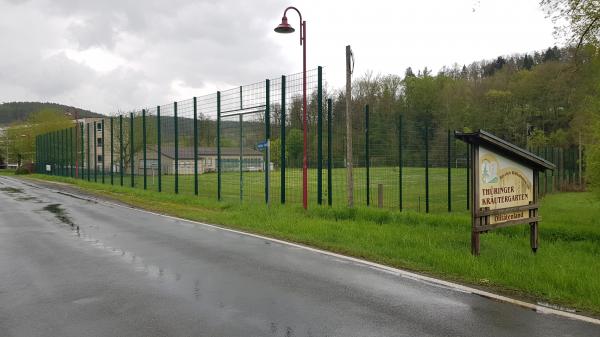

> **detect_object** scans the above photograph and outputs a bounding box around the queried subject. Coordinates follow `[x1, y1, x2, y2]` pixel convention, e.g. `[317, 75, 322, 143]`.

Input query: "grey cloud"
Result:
[0, 0, 293, 113]
[67, 14, 120, 49]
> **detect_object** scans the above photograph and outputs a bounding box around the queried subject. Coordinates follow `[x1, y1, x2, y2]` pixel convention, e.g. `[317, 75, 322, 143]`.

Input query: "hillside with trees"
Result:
[0, 102, 101, 125]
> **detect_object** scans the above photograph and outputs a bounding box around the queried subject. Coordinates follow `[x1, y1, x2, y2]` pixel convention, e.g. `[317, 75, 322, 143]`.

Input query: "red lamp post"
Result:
[274, 6, 308, 209]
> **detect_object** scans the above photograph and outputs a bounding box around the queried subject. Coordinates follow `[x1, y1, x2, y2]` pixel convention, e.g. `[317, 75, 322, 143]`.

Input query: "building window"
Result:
[97, 155, 103, 162]
[97, 123, 103, 131]
[97, 138, 103, 146]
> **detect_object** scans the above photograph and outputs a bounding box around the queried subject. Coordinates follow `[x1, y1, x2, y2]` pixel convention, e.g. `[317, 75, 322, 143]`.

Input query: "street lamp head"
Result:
[274, 16, 295, 33]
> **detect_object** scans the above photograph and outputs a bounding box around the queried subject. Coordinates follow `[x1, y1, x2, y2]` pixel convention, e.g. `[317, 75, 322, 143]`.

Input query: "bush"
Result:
[587, 119, 600, 195]
[14, 162, 33, 175]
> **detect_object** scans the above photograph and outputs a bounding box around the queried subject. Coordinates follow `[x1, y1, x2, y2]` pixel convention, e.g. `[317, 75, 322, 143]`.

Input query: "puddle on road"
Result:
[42, 204, 183, 286]
[1, 186, 42, 203]
[0, 187, 23, 194]
[16, 196, 41, 202]
[40, 202, 302, 336]
[43, 204, 76, 227]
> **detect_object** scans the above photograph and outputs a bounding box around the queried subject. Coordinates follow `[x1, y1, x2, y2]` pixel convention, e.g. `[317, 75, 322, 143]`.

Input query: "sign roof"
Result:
[455, 129, 556, 171]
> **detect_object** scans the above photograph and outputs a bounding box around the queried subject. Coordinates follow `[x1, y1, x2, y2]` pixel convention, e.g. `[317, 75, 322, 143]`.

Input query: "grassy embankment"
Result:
[14, 172, 600, 316]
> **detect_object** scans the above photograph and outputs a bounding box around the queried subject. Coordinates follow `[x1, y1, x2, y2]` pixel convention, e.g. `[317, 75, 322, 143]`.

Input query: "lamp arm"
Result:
[283, 6, 304, 45]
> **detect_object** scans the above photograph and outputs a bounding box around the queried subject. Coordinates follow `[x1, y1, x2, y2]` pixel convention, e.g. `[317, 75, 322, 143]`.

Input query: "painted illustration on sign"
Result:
[481, 159, 498, 184]
[478, 147, 533, 224]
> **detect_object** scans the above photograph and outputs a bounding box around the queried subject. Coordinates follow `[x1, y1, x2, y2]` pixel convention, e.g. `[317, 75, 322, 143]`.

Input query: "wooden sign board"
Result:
[455, 130, 555, 255]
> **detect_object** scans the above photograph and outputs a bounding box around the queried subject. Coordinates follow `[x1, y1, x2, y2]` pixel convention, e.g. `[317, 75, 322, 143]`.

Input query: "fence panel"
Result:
[34, 67, 585, 213]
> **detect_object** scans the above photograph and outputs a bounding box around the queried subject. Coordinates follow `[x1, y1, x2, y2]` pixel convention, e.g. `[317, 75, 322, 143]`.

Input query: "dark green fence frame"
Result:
[34, 67, 582, 214]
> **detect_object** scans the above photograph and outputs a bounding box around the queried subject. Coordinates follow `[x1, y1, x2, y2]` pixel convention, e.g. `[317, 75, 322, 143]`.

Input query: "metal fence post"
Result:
[51, 132, 54, 174]
[50, 132, 53, 175]
[57, 130, 63, 176]
[65, 128, 69, 176]
[110, 117, 114, 185]
[317, 66, 323, 205]
[37, 135, 39, 173]
[42, 134, 45, 173]
[64, 129, 67, 176]
[63, 128, 67, 176]
[87, 123, 91, 181]
[40, 135, 42, 173]
[142, 109, 147, 190]
[37, 135, 40, 173]
[59, 129, 62, 176]
[327, 98, 332, 206]
[66, 128, 70, 176]
[34, 135, 38, 173]
[56, 130, 60, 176]
[49, 132, 52, 174]
[54, 131, 57, 175]
[60, 129, 69, 177]
[239, 113, 243, 202]
[281, 75, 286, 204]
[80, 123, 84, 180]
[157, 106, 162, 192]
[193, 97, 199, 196]
[42, 134, 44, 173]
[70, 126, 74, 177]
[46, 133, 49, 174]
[53, 131, 60, 176]
[174, 102, 178, 194]
[58, 129, 67, 177]
[365, 104, 370, 206]
[448, 129, 452, 212]
[239, 87, 243, 202]
[217, 91, 222, 201]
[398, 115, 403, 211]
[101, 119, 105, 183]
[94, 122, 97, 182]
[54, 131, 57, 174]
[57, 131, 60, 176]
[48, 133, 50, 174]
[265, 79, 270, 204]
[119, 115, 124, 186]
[425, 124, 429, 213]
[130, 112, 134, 188]
[34, 136, 37, 173]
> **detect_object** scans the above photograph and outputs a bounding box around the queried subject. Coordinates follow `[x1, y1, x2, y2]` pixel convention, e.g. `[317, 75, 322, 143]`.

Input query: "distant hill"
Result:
[0, 102, 103, 125]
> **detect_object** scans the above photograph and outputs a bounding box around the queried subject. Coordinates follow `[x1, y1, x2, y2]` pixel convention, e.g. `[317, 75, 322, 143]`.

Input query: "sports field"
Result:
[78, 166, 470, 212]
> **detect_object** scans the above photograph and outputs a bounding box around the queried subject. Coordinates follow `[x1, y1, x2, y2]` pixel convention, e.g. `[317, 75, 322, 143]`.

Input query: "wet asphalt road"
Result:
[0, 176, 597, 337]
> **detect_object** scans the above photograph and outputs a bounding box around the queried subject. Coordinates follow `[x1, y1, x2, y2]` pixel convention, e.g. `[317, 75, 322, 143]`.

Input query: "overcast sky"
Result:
[0, 0, 556, 114]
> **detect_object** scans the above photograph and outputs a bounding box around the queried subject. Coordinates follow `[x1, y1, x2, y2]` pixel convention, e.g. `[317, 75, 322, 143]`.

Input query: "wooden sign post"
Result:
[455, 130, 555, 255]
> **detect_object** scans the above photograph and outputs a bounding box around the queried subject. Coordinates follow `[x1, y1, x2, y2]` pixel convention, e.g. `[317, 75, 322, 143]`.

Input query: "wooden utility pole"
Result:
[346, 45, 354, 207]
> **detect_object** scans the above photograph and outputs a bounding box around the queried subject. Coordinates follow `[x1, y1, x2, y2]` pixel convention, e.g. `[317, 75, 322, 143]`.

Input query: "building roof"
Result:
[150, 146, 263, 159]
[454, 129, 555, 171]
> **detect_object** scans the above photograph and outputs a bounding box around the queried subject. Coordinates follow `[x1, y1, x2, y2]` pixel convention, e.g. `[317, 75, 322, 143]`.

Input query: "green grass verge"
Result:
[22, 173, 600, 316]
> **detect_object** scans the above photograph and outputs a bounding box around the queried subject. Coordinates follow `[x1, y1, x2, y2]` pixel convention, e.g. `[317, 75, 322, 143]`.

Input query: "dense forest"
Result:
[261, 44, 597, 174]
[327, 45, 598, 149]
